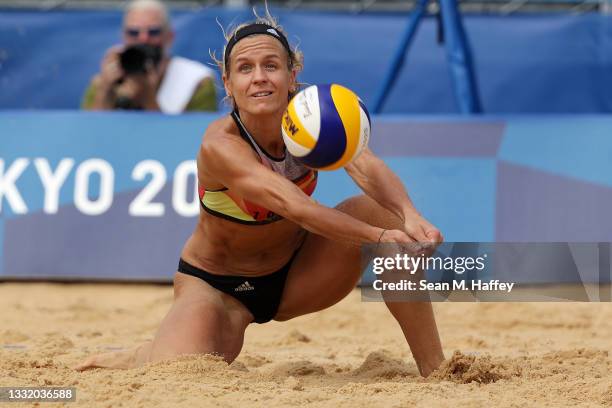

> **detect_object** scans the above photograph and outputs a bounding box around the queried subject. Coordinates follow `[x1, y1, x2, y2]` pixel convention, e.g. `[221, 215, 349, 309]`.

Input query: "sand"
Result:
[0, 282, 611, 407]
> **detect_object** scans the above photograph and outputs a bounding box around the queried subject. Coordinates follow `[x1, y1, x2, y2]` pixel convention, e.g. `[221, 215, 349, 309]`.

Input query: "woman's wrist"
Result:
[375, 228, 387, 250]
[369, 226, 386, 244]
[401, 205, 420, 222]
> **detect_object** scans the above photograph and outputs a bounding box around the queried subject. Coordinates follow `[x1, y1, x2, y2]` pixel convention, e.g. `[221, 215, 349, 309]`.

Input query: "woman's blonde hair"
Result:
[210, 4, 304, 106]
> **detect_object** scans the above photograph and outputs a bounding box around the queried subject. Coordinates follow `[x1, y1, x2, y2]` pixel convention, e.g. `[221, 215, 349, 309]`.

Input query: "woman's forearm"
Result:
[289, 200, 383, 246]
[347, 152, 419, 221]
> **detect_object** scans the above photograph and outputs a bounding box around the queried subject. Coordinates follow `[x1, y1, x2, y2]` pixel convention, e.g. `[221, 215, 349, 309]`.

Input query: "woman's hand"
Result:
[379, 212, 444, 256]
[380, 229, 413, 244]
[379, 229, 423, 257]
[404, 211, 443, 242]
[403, 210, 444, 255]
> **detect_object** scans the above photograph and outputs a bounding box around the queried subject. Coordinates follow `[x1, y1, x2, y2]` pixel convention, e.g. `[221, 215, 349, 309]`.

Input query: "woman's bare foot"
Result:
[418, 352, 446, 378]
[74, 342, 151, 371]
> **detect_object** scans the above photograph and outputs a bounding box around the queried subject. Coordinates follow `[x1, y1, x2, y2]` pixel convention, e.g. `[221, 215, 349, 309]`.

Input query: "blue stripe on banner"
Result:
[313, 157, 496, 242]
[499, 117, 612, 188]
[301, 84, 347, 168]
[384, 157, 496, 242]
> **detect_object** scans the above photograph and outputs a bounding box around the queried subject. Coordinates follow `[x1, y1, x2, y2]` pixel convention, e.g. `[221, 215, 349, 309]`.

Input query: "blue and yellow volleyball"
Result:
[281, 84, 371, 171]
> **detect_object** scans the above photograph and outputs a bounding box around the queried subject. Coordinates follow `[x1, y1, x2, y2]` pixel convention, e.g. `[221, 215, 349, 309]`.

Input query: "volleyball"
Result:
[281, 84, 371, 171]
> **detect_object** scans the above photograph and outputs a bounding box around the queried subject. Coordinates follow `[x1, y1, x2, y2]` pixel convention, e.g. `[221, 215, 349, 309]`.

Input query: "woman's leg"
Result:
[275, 195, 444, 377]
[75, 273, 253, 370]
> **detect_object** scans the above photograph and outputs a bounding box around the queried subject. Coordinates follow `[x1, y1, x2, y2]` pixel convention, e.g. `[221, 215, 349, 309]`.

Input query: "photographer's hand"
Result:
[120, 61, 162, 111]
[91, 45, 124, 110]
[99, 46, 125, 87]
[141, 60, 163, 110]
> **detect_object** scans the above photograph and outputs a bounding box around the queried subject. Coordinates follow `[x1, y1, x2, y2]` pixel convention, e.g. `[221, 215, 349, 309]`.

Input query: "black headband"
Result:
[224, 23, 293, 70]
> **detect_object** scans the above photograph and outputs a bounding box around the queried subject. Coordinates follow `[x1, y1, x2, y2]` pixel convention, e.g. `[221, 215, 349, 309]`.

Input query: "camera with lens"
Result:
[119, 44, 162, 75]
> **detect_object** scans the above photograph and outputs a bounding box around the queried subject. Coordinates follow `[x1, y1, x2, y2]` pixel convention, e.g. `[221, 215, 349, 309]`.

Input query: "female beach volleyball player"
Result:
[76, 10, 445, 377]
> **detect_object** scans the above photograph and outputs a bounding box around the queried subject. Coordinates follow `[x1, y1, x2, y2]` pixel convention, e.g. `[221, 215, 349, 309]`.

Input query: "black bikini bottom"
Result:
[177, 254, 296, 324]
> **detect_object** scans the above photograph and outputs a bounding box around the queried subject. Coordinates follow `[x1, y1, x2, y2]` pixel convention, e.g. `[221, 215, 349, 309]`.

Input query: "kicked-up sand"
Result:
[0, 282, 611, 407]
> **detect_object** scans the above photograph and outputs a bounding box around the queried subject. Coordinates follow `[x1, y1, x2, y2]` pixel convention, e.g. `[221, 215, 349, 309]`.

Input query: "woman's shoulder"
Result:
[199, 114, 253, 160]
[202, 115, 236, 144]
[197, 114, 260, 183]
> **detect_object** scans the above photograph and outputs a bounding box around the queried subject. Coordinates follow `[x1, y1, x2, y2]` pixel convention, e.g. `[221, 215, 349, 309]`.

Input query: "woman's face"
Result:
[224, 35, 297, 116]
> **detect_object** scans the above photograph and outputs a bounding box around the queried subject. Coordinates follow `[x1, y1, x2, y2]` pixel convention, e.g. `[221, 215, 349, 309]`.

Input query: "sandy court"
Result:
[0, 282, 611, 407]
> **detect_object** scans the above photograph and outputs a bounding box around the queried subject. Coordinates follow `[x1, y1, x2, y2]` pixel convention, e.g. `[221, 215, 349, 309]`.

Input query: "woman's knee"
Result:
[155, 289, 247, 362]
[335, 195, 402, 229]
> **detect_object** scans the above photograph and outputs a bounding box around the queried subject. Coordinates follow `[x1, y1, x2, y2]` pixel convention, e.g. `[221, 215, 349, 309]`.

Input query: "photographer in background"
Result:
[81, 0, 218, 113]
